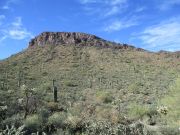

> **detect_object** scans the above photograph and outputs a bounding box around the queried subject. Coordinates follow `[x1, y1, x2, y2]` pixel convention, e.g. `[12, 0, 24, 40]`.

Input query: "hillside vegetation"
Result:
[0, 33, 180, 134]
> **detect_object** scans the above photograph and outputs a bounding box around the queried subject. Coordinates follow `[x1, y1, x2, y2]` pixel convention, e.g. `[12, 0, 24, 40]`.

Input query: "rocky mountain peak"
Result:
[28, 32, 145, 51]
[28, 32, 102, 47]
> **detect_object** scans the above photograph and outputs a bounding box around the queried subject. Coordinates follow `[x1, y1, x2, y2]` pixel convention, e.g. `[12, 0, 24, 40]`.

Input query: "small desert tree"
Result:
[21, 85, 38, 119]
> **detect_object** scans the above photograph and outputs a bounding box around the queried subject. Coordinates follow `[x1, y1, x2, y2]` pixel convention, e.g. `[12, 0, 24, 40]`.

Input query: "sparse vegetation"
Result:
[0, 40, 180, 134]
[24, 114, 42, 132]
[127, 103, 150, 120]
[158, 77, 180, 128]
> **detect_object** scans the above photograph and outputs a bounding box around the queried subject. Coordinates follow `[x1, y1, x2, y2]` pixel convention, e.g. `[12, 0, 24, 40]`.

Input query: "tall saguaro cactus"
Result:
[17, 70, 22, 87]
[1, 70, 8, 90]
[52, 79, 58, 102]
[17, 67, 25, 88]
[1, 79, 5, 90]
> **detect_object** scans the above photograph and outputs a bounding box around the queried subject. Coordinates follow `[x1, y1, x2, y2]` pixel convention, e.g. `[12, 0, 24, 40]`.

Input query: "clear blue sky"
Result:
[0, 0, 180, 59]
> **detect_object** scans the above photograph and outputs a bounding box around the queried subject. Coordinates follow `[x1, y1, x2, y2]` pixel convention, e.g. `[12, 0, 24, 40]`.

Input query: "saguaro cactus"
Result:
[52, 79, 58, 102]
[17, 70, 22, 87]
[1, 80, 5, 90]
[1, 71, 8, 90]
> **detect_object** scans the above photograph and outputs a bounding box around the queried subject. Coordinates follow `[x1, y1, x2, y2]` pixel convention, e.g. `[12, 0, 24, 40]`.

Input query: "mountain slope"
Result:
[0, 32, 180, 134]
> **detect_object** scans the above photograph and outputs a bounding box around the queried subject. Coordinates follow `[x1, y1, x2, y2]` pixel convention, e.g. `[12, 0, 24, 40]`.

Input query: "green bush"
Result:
[48, 112, 67, 128]
[2, 114, 22, 127]
[65, 114, 82, 131]
[84, 120, 150, 135]
[128, 103, 149, 120]
[128, 82, 142, 94]
[46, 102, 59, 112]
[38, 108, 50, 124]
[64, 81, 78, 87]
[96, 91, 113, 104]
[24, 114, 42, 132]
[0, 125, 25, 135]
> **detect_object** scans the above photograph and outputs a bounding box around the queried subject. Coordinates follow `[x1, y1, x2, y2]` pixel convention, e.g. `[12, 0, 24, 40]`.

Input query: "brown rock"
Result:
[28, 32, 145, 51]
[28, 32, 102, 47]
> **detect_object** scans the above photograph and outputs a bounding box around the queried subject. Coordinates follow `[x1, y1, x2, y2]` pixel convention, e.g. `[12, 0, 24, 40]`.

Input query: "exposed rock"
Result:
[157, 50, 180, 58]
[29, 32, 103, 47]
[28, 32, 144, 51]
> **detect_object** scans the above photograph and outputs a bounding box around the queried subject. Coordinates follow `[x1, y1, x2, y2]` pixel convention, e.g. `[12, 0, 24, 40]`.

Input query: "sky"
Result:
[0, 0, 180, 59]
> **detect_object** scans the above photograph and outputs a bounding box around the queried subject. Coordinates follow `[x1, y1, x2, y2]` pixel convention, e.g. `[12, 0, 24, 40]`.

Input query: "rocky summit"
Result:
[28, 32, 140, 50]
[29, 32, 103, 47]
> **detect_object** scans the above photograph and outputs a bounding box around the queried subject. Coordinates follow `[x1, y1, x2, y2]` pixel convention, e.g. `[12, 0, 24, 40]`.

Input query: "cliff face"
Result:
[28, 32, 104, 47]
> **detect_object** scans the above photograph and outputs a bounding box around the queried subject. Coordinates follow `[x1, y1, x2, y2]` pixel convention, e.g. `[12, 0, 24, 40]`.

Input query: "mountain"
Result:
[0, 32, 180, 135]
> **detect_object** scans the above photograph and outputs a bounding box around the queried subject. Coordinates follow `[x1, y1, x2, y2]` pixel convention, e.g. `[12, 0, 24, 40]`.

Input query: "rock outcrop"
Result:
[29, 32, 104, 47]
[28, 32, 144, 51]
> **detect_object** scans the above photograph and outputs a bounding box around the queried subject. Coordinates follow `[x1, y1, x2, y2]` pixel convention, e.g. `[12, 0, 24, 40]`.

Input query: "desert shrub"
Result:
[42, 71, 48, 76]
[96, 91, 113, 104]
[160, 126, 180, 135]
[158, 77, 180, 127]
[46, 102, 59, 112]
[84, 120, 114, 135]
[2, 114, 22, 127]
[0, 105, 7, 121]
[65, 105, 85, 132]
[83, 120, 150, 135]
[37, 82, 51, 94]
[128, 103, 149, 120]
[69, 102, 85, 115]
[65, 114, 83, 132]
[95, 105, 120, 124]
[37, 108, 50, 126]
[64, 81, 78, 87]
[24, 114, 42, 132]
[48, 112, 67, 128]
[104, 95, 114, 103]
[72, 63, 79, 67]
[53, 128, 71, 135]
[44, 94, 53, 102]
[128, 82, 141, 94]
[0, 125, 26, 135]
